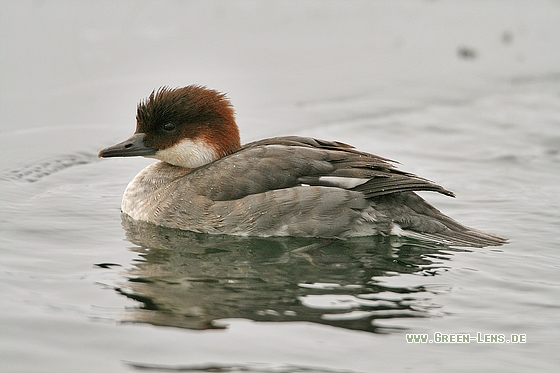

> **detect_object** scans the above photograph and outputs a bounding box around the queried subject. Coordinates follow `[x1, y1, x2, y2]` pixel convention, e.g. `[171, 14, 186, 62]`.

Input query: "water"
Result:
[1, 1, 560, 372]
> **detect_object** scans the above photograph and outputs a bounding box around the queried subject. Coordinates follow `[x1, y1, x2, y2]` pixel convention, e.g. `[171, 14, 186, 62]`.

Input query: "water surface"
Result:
[1, 1, 560, 372]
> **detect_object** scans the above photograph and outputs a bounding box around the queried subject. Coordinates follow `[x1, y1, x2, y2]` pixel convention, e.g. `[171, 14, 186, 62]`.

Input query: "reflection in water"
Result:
[117, 214, 463, 333]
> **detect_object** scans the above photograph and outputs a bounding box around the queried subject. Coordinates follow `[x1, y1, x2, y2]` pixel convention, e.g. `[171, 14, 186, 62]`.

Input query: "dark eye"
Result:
[163, 123, 176, 132]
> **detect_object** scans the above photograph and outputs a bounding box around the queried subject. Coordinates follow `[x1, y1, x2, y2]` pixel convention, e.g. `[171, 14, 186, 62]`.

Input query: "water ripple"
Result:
[1, 152, 97, 183]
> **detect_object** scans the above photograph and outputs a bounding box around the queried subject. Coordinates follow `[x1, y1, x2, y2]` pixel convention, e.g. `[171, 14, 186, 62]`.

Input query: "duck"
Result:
[98, 85, 506, 247]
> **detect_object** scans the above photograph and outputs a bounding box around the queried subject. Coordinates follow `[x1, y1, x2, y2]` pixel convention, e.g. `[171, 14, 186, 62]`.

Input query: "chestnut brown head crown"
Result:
[136, 85, 241, 158]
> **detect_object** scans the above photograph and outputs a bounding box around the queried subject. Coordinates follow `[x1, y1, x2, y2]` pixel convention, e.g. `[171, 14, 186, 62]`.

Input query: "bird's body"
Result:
[99, 86, 506, 247]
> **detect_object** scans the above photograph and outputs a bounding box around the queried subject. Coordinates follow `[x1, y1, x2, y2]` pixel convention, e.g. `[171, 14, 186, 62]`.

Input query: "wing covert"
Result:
[185, 136, 454, 202]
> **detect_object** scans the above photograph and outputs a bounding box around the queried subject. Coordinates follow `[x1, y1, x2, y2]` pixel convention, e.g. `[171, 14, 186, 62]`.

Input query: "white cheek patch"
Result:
[151, 138, 218, 168]
[317, 176, 369, 189]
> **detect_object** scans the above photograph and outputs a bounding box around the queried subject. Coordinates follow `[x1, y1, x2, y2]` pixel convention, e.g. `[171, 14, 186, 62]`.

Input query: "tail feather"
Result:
[401, 226, 508, 248]
[378, 192, 507, 248]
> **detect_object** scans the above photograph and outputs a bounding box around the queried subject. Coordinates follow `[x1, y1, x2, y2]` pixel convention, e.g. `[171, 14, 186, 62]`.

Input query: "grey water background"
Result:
[1, 1, 560, 372]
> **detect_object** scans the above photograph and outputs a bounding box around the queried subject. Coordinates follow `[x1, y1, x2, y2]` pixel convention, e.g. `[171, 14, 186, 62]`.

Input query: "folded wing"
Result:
[188, 136, 454, 200]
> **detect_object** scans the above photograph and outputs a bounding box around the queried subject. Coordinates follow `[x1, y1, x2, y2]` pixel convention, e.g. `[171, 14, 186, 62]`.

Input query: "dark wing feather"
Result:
[351, 174, 455, 197]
